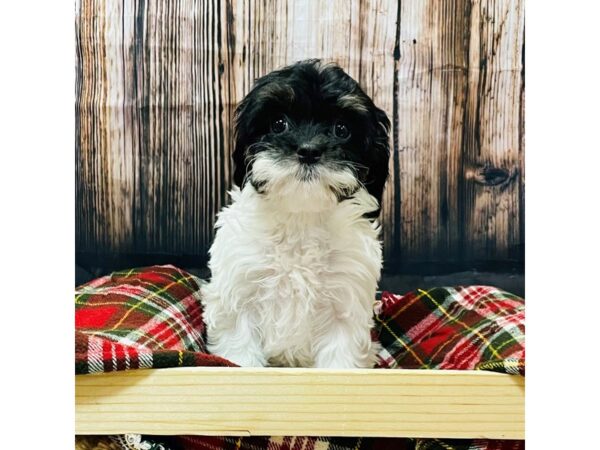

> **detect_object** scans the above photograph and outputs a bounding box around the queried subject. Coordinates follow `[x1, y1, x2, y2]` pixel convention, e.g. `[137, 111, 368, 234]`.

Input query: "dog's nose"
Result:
[297, 144, 324, 164]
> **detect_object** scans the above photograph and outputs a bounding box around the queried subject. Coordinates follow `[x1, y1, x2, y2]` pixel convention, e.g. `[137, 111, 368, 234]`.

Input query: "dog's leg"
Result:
[201, 272, 267, 367]
[313, 320, 380, 369]
[206, 318, 267, 367]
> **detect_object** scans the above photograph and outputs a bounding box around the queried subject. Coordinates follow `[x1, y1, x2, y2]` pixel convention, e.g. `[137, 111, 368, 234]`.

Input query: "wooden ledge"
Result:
[76, 367, 524, 439]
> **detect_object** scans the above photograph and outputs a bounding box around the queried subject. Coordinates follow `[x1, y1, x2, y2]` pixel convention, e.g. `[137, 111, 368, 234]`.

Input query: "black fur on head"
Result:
[232, 59, 391, 217]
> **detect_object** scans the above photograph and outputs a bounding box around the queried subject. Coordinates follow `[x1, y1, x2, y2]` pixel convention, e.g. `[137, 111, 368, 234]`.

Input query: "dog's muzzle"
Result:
[297, 143, 324, 165]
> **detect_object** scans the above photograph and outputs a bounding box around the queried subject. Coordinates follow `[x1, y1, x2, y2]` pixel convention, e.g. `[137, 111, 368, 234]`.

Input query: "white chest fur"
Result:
[201, 185, 382, 368]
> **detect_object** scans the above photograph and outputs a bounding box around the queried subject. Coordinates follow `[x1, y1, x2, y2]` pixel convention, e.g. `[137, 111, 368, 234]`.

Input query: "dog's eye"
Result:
[271, 117, 288, 134]
[333, 121, 350, 139]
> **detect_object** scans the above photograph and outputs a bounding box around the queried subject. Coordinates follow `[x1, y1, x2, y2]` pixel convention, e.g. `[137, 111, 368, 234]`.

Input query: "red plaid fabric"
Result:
[374, 287, 524, 375]
[75, 265, 233, 374]
[75, 265, 525, 450]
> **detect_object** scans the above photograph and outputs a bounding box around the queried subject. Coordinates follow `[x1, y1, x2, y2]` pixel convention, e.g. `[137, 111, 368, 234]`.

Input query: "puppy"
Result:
[202, 60, 390, 368]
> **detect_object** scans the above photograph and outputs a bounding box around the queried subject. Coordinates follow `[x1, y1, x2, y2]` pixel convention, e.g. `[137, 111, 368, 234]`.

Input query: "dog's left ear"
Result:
[364, 107, 391, 218]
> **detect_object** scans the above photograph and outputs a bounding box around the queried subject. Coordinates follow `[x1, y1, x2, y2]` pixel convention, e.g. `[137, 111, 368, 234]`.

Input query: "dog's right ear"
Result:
[232, 102, 246, 189]
[232, 76, 272, 188]
[232, 69, 292, 188]
[232, 97, 250, 188]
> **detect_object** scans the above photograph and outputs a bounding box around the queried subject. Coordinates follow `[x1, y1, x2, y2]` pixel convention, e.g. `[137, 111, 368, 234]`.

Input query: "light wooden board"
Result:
[76, 367, 524, 439]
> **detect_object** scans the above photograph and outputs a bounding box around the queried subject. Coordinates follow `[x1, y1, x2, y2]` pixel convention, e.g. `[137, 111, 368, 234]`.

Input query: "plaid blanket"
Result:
[75, 266, 233, 374]
[75, 265, 525, 450]
[375, 287, 524, 374]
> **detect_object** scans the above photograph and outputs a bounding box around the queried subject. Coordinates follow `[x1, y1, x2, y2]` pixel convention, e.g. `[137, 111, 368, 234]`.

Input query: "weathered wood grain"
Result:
[75, 0, 525, 270]
[460, 0, 525, 262]
[393, 0, 524, 265]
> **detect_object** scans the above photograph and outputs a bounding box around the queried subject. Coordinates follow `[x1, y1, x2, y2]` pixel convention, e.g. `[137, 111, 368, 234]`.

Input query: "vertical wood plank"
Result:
[393, 0, 524, 265]
[394, 0, 472, 264]
[77, 0, 136, 254]
[352, 0, 400, 264]
[461, 0, 524, 262]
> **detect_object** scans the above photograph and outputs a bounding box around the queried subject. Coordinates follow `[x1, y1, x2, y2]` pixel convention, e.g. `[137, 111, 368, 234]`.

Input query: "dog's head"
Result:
[233, 59, 390, 216]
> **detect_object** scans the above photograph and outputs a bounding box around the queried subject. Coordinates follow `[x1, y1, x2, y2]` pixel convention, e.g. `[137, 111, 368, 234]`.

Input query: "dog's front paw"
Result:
[313, 337, 380, 369]
[212, 347, 267, 368]
[206, 336, 267, 367]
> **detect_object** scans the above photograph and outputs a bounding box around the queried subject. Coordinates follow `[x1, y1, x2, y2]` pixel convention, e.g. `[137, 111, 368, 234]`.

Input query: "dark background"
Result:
[75, 0, 525, 296]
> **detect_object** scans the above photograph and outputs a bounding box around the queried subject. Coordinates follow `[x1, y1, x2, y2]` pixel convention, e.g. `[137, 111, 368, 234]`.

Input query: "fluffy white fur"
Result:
[201, 155, 383, 368]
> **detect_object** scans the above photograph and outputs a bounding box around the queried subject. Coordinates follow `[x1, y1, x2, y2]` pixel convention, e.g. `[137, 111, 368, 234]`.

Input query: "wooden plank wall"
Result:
[76, 0, 525, 272]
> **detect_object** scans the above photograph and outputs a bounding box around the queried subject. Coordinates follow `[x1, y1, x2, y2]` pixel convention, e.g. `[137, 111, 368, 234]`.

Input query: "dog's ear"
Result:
[232, 95, 252, 188]
[364, 107, 391, 218]
[232, 73, 281, 188]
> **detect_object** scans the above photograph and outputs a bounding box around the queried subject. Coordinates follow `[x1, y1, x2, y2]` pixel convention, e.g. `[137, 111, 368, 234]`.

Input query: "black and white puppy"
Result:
[202, 60, 390, 368]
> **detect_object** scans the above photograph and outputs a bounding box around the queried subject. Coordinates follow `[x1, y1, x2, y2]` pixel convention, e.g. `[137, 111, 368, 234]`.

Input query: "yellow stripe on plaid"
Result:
[75, 298, 200, 350]
[111, 276, 197, 330]
[491, 332, 525, 353]
[375, 314, 431, 369]
[75, 299, 168, 317]
[418, 289, 503, 360]
[427, 312, 524, 363]
[75, 285, 103, 302]
[138, 268, 201, 293]
[387, 289, 428, 322]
